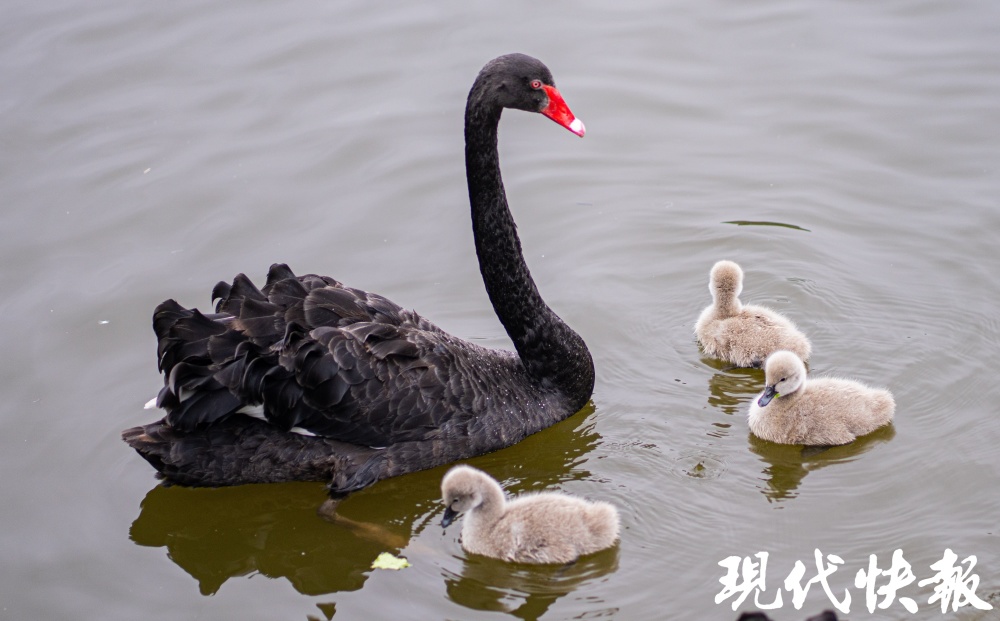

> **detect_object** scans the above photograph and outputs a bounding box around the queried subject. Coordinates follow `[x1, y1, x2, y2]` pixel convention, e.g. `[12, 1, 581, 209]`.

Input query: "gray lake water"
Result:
[2, 1, 999, 620]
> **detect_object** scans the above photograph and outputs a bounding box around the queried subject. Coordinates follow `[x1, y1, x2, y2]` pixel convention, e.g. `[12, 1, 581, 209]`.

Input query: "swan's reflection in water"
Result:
[128, 404, 603, 602]
[747, 426, 896, 502]
[129, 480, 411, 595]
[702, 355, 766, 417]
[443, 547, 619, 621]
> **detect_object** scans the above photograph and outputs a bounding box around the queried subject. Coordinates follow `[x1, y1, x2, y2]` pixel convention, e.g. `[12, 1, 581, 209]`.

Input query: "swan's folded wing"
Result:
[154, 264, 482, 447]
[274, 320, 479, 447]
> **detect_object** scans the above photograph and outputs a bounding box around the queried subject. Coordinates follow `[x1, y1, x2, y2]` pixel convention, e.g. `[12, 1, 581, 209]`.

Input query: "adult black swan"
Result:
[122, 53, 595, 493]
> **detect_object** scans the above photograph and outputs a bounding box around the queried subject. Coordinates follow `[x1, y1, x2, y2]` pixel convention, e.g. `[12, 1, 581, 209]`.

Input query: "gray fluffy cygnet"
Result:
[440, 465, 619, 564]
[695, 260, 812, 367]
[748, 350, 895, 445]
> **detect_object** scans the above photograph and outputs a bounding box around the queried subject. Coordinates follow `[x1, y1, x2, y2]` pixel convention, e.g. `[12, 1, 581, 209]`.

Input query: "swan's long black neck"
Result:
[464, 94, 594, 409]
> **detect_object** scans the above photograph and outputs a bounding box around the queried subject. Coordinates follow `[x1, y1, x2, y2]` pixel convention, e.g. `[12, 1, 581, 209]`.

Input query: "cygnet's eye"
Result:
[530, 79, 542, 89]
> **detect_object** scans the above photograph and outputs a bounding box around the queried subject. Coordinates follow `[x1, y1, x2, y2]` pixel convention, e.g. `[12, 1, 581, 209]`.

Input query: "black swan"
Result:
[122, 53, 595, 493]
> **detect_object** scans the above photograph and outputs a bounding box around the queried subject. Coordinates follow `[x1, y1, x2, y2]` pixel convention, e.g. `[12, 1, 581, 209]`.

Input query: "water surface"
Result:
[2, 1, 999, 619]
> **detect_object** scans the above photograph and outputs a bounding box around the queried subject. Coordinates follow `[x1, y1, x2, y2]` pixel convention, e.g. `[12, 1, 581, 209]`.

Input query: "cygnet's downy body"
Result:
[695, 260, 812, 367]
[748, 350, 895, 445]
[440, 465, 619, 564]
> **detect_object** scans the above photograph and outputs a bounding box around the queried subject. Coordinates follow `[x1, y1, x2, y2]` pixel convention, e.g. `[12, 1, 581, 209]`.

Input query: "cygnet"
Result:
[748, 350, 895, 445]
[440, 464, 620, 564]
[695, 260, 812, 367]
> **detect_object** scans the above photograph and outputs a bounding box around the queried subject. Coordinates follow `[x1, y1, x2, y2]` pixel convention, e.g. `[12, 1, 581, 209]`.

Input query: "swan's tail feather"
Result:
[265, 262, 297, 287]
[210, 280, 231, 306]
[265, 278, 310, 323]
[234, 297, 282, 339]
[153, 299, 248, 431]
[153, 300, 227, 372]
[214, 273, 267, 315]
[151, 268, 311, 433]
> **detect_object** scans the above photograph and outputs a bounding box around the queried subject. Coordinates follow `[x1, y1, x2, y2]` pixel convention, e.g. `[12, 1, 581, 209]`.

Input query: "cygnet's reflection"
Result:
[702, 355, 765, 417]
[443, 546, 620, 621]
[747, 426, 896, 502]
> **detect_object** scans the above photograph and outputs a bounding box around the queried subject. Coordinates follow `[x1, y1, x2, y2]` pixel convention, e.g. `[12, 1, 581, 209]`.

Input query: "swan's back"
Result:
[800, 377, 895, 437]
[748, 351, 895, 445]
[697, 307, 812, 368]
[489, 493, 620, 564]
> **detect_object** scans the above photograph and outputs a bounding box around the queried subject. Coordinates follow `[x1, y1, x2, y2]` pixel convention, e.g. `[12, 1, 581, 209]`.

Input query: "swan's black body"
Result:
[123, 54, 595, 491]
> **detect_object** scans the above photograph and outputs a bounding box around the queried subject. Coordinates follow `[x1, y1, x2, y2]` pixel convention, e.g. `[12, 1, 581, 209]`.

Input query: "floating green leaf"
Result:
[371, 552, 411, 570]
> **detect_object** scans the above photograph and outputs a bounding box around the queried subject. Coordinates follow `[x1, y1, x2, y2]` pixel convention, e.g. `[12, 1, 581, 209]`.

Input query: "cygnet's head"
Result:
[758, 350, 807, 407]
[440, 465, 491, 528]
[709, 260, 744, 301]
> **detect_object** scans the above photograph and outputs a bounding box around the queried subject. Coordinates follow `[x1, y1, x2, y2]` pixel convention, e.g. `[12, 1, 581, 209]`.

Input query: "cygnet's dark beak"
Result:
[441, 507, 459, 529]
[758, 385, 778, 407]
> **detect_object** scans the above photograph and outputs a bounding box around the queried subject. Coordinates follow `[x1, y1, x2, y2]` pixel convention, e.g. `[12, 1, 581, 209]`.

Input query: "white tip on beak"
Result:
[569, 118, 586, 137]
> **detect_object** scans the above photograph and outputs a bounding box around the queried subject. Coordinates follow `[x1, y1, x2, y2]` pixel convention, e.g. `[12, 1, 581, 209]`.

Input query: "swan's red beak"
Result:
[541, 85, 585, 137]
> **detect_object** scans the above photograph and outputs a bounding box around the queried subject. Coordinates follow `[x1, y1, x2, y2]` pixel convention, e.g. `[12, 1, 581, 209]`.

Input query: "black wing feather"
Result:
[151, 265, 481, 447]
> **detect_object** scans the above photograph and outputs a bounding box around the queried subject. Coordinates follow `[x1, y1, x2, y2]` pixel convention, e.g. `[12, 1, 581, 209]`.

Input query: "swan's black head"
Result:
[470, 53, 585, 136]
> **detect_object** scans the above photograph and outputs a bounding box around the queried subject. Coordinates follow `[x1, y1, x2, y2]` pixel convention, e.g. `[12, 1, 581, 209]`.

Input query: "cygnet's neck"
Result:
[468, 477, 507, 528]
[713, 290, 743, 317]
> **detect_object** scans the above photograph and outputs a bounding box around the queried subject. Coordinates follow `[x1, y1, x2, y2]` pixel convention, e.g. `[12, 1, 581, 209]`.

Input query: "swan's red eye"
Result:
[530, 79, 542, 89]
